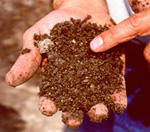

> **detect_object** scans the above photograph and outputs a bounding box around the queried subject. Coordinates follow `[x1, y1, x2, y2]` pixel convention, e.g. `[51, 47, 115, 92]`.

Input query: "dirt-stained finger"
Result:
[88, 103, 108, 123]
[111, 52, 127, 114]
[111, 90, 127, 114]
[39, 96, 57, 116]
[129, 0, 150, 13]
[5, 26, 41, 87]
[62, 112, 83, 128]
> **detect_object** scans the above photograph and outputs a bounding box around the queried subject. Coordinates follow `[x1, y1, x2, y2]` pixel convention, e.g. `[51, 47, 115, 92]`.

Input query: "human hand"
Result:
[5, 0, 127, 128]
[90, 0, 150, 62]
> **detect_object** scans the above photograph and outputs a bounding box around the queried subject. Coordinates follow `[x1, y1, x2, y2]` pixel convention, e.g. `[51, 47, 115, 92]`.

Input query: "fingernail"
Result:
[90, 36, 103, 51]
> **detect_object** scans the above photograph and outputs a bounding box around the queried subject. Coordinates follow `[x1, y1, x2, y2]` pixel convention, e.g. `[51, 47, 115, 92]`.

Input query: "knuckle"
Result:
[107, 27, 117, 38]
[23, 26, 37, 40]
[128, 14, 141, 28]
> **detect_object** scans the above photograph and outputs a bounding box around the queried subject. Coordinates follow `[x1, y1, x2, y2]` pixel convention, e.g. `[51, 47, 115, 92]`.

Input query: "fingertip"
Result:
[144, 51, 150, 63]
[88, 103, 108, 123]
[144, 42, 150, 63]
[5, 71, 16, 87]
[62, 112, 83, 128]
[5, 48, 41, 86]
[90, 36, 104, 52]
[64, 118, 82, 129]
[39, 96, 57, 116]
[111, 90, 127, 114]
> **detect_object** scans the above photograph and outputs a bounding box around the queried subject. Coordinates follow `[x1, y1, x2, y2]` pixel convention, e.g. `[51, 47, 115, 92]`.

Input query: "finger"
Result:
[5, 26, 41, 86]
[62, 112, 83, 128]
[128, 0, 150, 13]
[39, 96, 57, 116]
[144, 42, 150, 63]
[111, 53, 127, 114]
[90, 8, 150, 52]
[52, 0, 64, 9]
[111, 90, 127, 114]
[88, 103, 108, 123]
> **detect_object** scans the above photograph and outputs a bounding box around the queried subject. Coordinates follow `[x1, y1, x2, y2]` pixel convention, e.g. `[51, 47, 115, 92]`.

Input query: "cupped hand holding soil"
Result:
[37, 16, 127, 128]
[5, 0, 127, 128]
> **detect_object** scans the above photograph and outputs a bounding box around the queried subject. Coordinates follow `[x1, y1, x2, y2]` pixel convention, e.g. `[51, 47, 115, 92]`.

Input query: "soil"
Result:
[110, 18, 116, 25]
[35, 16, 124, 123]
[21, 48, 31, 54]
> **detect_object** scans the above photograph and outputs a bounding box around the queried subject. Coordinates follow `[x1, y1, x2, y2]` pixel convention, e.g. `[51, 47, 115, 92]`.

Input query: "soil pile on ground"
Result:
[34, 16, 124, 122]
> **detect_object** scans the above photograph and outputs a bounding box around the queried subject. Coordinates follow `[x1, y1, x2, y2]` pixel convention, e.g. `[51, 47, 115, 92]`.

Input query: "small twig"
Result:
[81, 15, 92, 24]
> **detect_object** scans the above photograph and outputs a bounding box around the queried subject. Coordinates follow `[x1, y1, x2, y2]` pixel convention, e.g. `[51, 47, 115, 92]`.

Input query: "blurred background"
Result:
[0, 0, 68, 132]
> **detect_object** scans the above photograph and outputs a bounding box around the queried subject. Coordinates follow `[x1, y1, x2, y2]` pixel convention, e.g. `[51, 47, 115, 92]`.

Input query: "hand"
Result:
[5, 0, 127, 128]
[90, 0, 150, 62]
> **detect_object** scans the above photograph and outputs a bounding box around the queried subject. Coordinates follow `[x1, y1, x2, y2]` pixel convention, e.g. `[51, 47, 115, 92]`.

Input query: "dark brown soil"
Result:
[21, 48, 31, 54]
[35, 16, 124, 122]
[110, 18, 116, 25]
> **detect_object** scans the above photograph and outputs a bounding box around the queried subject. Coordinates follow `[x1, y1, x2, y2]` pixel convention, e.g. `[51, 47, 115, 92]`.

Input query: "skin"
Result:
[128, 0, 150, 13]
[6, 0, 127, 127]
[90, 0, 150, 64]
[62, 112, 83, 128]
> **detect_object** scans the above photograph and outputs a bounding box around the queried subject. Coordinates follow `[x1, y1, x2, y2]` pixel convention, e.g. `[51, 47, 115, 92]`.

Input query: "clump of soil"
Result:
[34, 16, 124, 123]
[21, 48, 31, 54]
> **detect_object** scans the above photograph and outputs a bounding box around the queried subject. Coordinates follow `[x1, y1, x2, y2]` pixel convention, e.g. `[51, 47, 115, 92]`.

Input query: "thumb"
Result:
[5, 26, 41, 87]
[90, 8, 150, 52]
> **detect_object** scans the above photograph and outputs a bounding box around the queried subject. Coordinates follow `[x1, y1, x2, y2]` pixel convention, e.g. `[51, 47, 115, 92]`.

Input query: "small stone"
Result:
[21, 48, 31, 54]
[71, 39, 76, 44]
[83, 79, 89, 83]
[37, 38, 54, 54]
